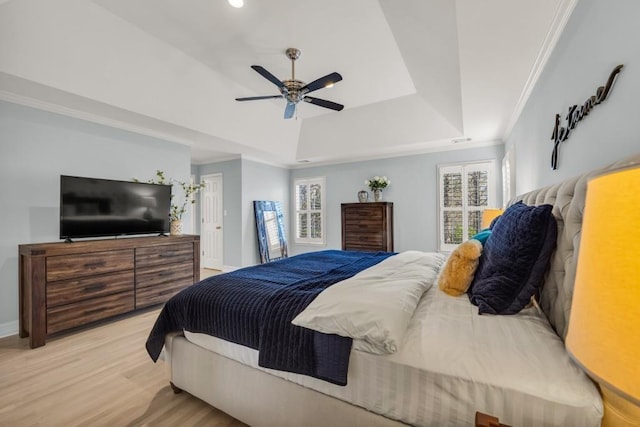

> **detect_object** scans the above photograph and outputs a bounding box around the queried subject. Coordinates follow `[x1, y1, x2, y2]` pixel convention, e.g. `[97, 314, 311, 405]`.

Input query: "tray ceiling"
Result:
[0, 0, 574, 166]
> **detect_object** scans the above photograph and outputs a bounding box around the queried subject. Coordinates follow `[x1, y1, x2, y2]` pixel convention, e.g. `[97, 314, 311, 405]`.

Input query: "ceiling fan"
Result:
[235, 48, 344, 119]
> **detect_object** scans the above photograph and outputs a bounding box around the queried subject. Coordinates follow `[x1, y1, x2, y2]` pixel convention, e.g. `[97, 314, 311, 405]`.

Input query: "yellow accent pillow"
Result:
[438, 239, 483, 296]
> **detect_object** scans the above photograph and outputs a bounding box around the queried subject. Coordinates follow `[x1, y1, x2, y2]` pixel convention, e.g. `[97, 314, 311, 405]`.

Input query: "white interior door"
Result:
[201, 173, 223, 270]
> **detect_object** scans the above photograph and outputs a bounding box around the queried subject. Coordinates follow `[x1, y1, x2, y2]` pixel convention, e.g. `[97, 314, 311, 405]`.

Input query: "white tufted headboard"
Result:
[511, 153, 640, 340]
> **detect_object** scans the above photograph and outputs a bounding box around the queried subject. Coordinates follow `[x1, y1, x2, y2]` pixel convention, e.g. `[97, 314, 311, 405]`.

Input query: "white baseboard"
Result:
[222, 265, 239, 273]
[0, 320, 18, 338]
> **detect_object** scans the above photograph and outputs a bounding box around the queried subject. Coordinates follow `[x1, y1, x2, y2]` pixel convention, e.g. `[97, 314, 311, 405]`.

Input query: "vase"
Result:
[373, 189, 383, 202]
[170, 220, 183, 236]
[357, 190, 369, 203]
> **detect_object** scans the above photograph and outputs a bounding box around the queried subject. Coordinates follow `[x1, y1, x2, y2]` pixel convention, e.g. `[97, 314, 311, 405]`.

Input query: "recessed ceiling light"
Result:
[228, 0, 244, 8]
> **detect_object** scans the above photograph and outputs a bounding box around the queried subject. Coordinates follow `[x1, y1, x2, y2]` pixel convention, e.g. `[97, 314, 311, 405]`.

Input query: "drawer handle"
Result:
[84, 308, 104, 316]
[160, 252, 176, 257]
[85, 262, 105, 269]
[85, 283, 106, 293]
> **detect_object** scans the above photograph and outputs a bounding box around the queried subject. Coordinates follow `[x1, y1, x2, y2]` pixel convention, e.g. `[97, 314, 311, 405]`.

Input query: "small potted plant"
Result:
[365, 175, 390, 202]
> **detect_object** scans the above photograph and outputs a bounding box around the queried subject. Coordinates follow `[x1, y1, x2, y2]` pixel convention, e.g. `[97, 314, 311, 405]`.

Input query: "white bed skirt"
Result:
[166, 334, 407, 427]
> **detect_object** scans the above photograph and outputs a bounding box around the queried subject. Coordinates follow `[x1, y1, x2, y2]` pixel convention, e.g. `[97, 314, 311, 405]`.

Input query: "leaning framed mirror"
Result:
[253, 200, 288, 263]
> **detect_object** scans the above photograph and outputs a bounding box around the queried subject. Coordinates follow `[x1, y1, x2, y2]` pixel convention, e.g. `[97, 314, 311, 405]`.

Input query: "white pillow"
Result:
[292, 251, 445, 354]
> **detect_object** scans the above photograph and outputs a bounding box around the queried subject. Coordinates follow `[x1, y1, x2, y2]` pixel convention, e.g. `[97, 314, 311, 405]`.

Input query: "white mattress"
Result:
[184, 285, 602, 427]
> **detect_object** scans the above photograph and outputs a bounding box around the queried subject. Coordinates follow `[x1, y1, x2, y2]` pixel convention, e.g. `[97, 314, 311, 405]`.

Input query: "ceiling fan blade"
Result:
[303, 96, 344, 111]
[235, 95, 282, 101]
[251, 65, 285, 89]
[300, 72, 343, 94]
[284, 102, 296, 119]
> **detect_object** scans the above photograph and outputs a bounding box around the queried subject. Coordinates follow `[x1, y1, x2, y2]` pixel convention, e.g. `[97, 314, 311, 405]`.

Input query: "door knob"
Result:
[216, 226, 222, 230]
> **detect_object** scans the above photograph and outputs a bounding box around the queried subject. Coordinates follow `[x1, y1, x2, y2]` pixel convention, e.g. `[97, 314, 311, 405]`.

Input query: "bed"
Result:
[146, 154, 640, 427]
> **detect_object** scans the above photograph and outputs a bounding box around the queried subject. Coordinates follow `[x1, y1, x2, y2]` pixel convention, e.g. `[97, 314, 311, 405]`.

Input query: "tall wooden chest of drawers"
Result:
[19, 235, 200, 348]
[341, 202, 394, 252]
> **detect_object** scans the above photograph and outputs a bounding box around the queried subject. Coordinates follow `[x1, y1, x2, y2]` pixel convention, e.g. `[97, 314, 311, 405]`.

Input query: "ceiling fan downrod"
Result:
[286, 47, 300, 80]
[283, 48, 304, 104]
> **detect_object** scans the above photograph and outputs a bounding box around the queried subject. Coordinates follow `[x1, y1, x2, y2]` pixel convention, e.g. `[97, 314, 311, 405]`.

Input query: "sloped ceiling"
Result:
[0, 0, 574, 166]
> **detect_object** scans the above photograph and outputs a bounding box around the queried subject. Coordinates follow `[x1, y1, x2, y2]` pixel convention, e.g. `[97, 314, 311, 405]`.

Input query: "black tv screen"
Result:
[60, 175, 172, 240]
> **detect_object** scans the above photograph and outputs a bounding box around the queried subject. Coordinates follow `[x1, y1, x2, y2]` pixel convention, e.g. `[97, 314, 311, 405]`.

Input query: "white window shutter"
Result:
[438, 162, 495, 252]
[294, 177, 326, 245]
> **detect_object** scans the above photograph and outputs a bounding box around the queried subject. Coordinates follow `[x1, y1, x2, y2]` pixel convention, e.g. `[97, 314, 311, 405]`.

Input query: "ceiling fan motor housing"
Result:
[281, 79, 304, 103]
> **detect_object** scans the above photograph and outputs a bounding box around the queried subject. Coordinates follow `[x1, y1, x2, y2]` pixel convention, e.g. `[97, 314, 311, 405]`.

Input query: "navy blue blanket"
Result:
[145, 250, 393, 385]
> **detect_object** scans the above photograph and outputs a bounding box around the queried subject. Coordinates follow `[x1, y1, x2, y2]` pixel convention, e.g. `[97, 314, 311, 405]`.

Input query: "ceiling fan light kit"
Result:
[236, 48, 344, 119]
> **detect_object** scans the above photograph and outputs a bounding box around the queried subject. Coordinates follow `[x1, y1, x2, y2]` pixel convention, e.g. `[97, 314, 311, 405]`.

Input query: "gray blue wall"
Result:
[193, 158, 289, 268]
[290, 145, 504, 255]
[505, 0, 640, 193]
[0, 100, 192, 335]
[241, 159, 290, 266]
[195, 146, 503, 268]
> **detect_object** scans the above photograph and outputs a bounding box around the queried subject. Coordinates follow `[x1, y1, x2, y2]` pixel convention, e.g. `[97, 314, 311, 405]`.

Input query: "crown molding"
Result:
[289, 139, 504, 170]
[191, 154, 241, 165]
[240, 154, 291, 170]
[502, 0, 578, 140]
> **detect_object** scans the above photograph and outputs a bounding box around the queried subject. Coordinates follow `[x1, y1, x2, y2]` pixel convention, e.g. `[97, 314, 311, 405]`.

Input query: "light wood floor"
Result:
[0, 269, 246, 427]
[201, 268, 222, 280]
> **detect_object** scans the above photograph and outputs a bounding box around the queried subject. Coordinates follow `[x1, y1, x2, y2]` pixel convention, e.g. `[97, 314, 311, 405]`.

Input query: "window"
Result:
[294, 177, 325, 245]
[438, 161, 495, 251]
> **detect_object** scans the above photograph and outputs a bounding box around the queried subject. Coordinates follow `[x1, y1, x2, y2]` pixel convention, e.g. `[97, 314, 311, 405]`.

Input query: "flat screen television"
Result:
[60, 175, 172, 240]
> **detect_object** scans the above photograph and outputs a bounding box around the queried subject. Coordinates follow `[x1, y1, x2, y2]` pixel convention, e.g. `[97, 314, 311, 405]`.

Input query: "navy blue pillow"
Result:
[468, 201, 557, 315]
[489, 214, 502, 229]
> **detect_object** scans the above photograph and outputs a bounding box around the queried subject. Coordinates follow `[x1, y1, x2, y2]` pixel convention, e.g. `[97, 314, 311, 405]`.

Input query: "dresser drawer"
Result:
[47, 290, 134, 334]
[136, 243, 194, 268]
[47, 250, 134, 282]
[343, 219, 386, 229]
[47, 271, 134, 308]
[344, 208, 383, 221]
[344, 243, 384, 251]
[136, 262, 194, 289]
[136, 278, 193, 309]
[345, 233, 383, 247]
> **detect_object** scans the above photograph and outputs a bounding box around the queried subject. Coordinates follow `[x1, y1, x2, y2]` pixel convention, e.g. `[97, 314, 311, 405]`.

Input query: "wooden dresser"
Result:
[19, 235, 200, 348]
[341, 202, 394, 252]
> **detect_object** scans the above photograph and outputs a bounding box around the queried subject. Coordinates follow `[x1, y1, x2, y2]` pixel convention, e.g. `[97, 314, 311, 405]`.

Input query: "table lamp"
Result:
[481, 208, 504, 229]
[566, 165, 640, 427]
